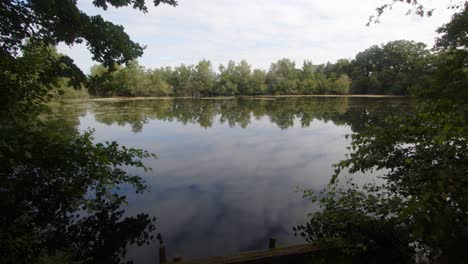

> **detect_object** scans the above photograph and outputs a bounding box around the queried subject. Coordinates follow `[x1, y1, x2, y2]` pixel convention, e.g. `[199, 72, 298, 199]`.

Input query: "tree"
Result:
[299, 61, 319, 94]
[298, 4, 468, 263]
[349, 40, 431, 95]
[216, 60, 254, 95]
[267, 58, 299, 94]
[0, 120, 157, 263]
[170, 64, 195, 96]
[1, 0, 177, 263]
[429, 2, 468, 102]
[368, 0, 467, 25]
[331, 74, 351, 94]
[234, 60, 253, 95]
[192, 60, 216, 96]
[0, 0, 177, 67]
[149, 68, 173, 96]
[217, 61, 239, 96]
[322, 59, 352, 78]
[249, 69, 268, 95]
[16, 41, 88, 99]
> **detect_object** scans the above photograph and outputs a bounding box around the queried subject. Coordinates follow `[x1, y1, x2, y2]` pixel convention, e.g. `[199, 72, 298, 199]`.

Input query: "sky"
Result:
[58, 0, 455, 73]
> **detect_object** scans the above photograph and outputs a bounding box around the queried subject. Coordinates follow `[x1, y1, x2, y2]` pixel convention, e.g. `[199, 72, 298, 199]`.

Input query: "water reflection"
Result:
[3, 108, 157, 263]
[51, 97, 410, 262]
[74, 97, 409, 131]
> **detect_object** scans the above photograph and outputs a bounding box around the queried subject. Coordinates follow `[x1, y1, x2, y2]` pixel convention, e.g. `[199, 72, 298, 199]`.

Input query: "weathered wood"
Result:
[159, 245, 168, 264]
[168, 243, 338, 264]
[268, 238, 276, 249]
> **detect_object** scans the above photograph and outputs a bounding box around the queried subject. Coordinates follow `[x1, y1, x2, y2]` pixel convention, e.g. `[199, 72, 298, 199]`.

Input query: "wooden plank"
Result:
[169, 244, 337, 264]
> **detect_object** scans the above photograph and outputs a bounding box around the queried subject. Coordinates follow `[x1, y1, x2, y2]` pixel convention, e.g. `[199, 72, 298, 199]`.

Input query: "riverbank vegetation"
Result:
[41, 37, 452, 99]
[85, 39, 432, 97]
[0, 0, 176, 263]
[296, 2, 468, 263]
[21, 29, 445, 99]
[1, 0, 467, 263]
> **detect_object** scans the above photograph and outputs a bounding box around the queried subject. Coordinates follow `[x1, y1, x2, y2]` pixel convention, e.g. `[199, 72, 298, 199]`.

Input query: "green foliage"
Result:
[250, 69, 268, 95]
[89, 62, 173, 96]
[298, 5, 468, 263]
[217, 60, 253, 95]
[49, 80, 90, 99]
[296, 181, 414, 263]
[330, 74, 351, 95]
[89, 58, 355, 97]
[436, 3, 468, 51]
[298, 102, 468, 262]
[0, 0, 176, 67]
[0, 42, 85, 121]
[412, 49, 468, 102]
[217, 61, 239, 96]
[170, 64, 195, 96]
[349, 40, 431, 95]
[425, 3, 468, 103]
[87, 39, 438, 97]
[0, 120, 157, 263]
[1, 0, 176, 263]
[266, 58, 300, 94]
[193, 59, 216, 96]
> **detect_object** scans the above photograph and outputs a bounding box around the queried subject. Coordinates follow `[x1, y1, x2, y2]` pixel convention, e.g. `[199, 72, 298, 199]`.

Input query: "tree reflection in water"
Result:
[76, 97, 410, 133]
[1, 111, 157, 263]
[36, 97, 410, 262]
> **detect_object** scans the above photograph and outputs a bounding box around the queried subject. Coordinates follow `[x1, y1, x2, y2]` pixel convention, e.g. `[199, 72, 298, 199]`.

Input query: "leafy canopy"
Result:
[298, 3, 468, 263]
[1, 0, 177, 263]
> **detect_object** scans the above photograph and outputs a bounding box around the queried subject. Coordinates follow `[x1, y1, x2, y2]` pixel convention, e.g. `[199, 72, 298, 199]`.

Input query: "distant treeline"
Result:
[88, 58, 352, 97]
[79, 39, 435, 97]
[87, 40, 432, 97]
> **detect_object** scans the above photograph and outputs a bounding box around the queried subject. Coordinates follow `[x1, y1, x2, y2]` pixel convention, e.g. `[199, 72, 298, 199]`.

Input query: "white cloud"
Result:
[58, 0, 455, 73]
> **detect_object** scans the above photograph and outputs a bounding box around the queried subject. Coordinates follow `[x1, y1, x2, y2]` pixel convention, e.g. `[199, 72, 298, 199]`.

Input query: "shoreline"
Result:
[63, 94, 407, 102]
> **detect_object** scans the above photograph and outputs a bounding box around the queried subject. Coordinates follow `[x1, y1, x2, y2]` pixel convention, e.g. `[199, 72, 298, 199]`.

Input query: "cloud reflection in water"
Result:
[72, 98, 409, 262]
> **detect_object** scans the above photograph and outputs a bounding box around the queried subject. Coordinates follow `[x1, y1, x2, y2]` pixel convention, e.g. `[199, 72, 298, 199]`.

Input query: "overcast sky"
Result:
[58, 0, 455, 73]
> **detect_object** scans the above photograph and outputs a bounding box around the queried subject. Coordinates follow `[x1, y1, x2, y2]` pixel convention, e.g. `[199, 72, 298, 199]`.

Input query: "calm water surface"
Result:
[51, 97, 410, 263]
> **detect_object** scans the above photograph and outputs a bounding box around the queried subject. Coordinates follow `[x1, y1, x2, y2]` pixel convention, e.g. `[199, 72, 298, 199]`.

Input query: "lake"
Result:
[50, 96, 410, 263]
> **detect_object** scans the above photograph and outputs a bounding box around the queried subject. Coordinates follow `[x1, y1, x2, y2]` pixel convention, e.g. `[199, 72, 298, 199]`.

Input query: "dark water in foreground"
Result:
[50, 97, 410, 263]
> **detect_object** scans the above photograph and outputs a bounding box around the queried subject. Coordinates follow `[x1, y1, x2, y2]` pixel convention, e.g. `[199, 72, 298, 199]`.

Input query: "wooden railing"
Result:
[158, 239, 341, 264]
